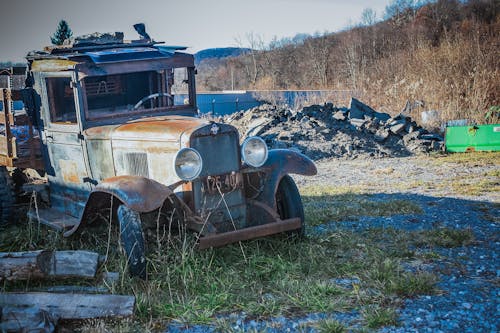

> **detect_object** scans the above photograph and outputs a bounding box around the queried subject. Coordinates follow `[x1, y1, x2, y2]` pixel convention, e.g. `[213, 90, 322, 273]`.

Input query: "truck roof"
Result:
[27, 41, 194, 75]
[27, 40, 189, 62]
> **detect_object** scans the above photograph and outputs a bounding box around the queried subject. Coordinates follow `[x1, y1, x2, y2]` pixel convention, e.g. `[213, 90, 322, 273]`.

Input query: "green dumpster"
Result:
[445, 124, 500, 152]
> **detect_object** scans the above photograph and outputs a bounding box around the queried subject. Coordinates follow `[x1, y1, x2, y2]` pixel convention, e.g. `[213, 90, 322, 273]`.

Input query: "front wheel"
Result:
[117, 205, 146, 279]
[275, 175, 305, 236]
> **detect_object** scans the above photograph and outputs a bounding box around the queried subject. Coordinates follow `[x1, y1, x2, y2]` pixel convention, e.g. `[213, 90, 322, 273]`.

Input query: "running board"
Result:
[198, 218, 301, 249]
[27, 208, 79, 232]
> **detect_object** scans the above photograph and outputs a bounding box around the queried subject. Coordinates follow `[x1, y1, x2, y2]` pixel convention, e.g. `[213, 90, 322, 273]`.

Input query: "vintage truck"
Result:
[0, 31, 316, 278]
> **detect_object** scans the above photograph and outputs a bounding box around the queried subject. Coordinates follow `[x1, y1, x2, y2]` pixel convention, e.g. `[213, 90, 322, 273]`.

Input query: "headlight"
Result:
[241, 136, 268, 167]
[174, 148, 203, 180]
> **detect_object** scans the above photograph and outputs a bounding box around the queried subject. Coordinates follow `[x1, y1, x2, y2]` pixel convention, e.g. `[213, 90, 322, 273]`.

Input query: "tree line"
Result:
[196, 0, 499, 124]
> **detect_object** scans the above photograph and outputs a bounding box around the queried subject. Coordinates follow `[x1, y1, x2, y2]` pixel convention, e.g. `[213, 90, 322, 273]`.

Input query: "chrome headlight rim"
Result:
[241, 136, 268, 168]
[173, 147, 203, 181]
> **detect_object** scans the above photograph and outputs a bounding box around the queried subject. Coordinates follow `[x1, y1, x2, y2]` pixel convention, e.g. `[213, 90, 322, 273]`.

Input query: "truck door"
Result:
[40, 72, 92, 218]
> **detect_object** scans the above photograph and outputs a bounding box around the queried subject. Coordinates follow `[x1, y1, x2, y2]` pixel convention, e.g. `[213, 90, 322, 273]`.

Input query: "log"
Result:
[33, 285, 110, 294]
[0, 306, 57, 333]
[0, 292, 135, 320]
[0, 250, 99, 281]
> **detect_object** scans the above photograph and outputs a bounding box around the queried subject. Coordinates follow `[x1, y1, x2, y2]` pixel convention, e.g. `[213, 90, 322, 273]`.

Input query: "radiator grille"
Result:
[191, 132, 240, 177]
[190, 130, 246, 230]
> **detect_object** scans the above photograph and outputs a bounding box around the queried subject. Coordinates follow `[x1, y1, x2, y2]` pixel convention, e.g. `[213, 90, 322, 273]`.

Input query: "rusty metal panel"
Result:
[254, 149, 317, 209]
[93, 175, 175, 212]
[31, 59, 77, 72]
[198, 217, 301, 249]
[112, 116, 207, 141]
[86, 139, 115, 181]
[75, 55, 194, 79]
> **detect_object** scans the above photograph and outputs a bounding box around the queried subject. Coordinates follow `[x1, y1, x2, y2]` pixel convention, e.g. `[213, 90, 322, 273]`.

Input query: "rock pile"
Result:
[225, 98, 443, 160]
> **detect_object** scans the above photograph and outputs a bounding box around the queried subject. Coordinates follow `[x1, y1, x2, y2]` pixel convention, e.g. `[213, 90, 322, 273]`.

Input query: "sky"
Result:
[0, 0, 391, 62]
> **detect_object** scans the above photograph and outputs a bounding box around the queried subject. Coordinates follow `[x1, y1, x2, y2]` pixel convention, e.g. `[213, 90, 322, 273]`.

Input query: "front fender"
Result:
[91, 175, 175, 212]
[252, 149, 317, 208]
[64, 176, 175, 237]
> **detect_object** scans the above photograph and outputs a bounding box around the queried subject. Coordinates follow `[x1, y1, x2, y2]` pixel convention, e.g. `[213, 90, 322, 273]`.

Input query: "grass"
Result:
[475, 203, 500, 223]
[448, 178, 500, 196]
[0, 185, 456, 331]
[0, 214, 440, 331]
[430, 151, 500, 167]
[301, 185, 423, 226]
[412, 228, 474, 248]
[316, 318, 347, 333]
[363, 306, 398, 329]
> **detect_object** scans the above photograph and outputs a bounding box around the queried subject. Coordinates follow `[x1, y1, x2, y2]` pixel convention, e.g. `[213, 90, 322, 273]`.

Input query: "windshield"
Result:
[83, 68, 193, 120]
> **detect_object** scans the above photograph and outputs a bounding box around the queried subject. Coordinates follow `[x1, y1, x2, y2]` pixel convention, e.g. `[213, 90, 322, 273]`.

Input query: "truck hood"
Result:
[84, 115, 210, 141]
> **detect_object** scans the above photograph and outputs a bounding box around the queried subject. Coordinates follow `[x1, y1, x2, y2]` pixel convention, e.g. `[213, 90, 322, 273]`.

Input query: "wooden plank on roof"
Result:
[0, 292, 135, 319]
[31, 59, 78, 72]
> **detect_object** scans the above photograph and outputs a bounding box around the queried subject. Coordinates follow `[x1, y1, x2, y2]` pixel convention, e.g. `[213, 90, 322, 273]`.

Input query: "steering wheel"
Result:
[133, 93, 172, 110]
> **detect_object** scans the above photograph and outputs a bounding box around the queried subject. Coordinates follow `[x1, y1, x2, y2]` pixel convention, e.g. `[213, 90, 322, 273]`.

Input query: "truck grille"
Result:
[190, 129, 246, 231]
[191, 132, 240, 176]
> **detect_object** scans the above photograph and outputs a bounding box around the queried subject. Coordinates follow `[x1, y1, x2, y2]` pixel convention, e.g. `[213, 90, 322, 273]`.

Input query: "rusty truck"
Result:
[0, 29, 316, 278]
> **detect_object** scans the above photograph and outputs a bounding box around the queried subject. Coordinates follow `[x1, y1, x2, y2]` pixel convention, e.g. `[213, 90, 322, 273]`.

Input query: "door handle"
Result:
[46, 135, 53, 143]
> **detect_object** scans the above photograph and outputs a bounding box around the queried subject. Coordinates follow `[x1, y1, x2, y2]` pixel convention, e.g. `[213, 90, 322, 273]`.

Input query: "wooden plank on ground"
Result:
[0, 250, 99, 281]
[0, 306, 56, 333]
[0, 293, 135, 319]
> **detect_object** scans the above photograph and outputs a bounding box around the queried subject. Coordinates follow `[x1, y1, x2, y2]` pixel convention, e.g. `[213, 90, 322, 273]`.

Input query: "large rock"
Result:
[333, 111, 346, 121]
[390, 122, 406, 135]
[350, 118, 366, 128]
[349, 97, 390, 121]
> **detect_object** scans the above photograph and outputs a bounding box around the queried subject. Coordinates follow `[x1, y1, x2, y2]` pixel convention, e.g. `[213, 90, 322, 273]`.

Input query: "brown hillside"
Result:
[197, 0, 499, 125]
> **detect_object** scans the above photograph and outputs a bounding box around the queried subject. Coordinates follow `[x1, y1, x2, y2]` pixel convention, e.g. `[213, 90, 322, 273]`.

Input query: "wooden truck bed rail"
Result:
[0, 88, 43, 169]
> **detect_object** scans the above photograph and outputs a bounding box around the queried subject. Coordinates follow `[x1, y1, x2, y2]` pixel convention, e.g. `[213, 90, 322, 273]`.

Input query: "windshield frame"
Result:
[80, 66, 197, 127]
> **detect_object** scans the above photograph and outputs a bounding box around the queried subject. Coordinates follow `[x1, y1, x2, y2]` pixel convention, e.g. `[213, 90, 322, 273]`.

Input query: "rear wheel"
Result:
[275, 175, 305, 236]
[0, 167, 15, 225]
[117, 205, 146, 279]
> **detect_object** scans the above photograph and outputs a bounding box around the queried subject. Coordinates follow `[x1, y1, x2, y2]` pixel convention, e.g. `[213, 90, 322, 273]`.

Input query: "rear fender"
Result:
[64, 176, 176, 237]
[248, 149, 316, 209]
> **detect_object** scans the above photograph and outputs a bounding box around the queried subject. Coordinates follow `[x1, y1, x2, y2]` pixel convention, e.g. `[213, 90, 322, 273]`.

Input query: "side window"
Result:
[45, 77, 77, 124]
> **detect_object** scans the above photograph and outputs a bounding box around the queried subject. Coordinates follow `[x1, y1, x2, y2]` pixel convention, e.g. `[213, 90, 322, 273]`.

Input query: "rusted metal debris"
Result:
[199, 217, 301, 249]
[0, 250, 99, 281]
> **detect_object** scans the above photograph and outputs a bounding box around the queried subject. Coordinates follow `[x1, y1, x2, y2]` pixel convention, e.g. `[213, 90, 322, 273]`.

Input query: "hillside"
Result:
[196, 0, 500, 125]
[194, 47, 250, 65]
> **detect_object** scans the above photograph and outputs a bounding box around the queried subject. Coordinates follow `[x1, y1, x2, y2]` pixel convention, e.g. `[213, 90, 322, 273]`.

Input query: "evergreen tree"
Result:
[50, 20, 73, 45]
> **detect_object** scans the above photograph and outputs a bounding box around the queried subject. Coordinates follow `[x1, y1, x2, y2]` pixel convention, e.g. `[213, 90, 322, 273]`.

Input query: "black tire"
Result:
[117, 205, 147, 279]
[275, 175, 305, 236]
[0, 166, 15, 225]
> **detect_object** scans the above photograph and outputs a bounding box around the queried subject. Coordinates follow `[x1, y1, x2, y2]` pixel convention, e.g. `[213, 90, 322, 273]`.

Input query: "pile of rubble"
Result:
[225, 98, 443, 160]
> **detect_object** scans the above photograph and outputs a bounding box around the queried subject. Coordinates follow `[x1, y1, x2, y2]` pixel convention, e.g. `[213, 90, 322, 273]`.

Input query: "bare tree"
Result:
[360, 8, 378, 26]
[234, 32, 262, 87]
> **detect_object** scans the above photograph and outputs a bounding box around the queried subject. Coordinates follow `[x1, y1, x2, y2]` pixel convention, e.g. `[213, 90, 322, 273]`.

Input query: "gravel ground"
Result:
[167, 156, 499, 332]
